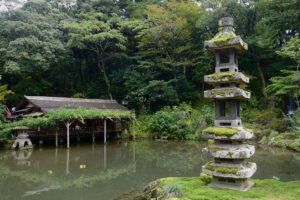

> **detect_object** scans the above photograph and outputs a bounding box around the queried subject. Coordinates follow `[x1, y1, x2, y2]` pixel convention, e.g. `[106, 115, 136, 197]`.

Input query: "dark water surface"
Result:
[1, 140, 300, 200]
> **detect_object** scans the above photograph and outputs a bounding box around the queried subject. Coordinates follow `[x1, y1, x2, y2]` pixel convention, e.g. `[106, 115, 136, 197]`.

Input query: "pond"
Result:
[0, 140, 300, 200]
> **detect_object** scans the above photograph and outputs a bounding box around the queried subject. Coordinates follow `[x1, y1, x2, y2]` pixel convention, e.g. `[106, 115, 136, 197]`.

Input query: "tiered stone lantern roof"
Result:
[201, 17, 256, 191]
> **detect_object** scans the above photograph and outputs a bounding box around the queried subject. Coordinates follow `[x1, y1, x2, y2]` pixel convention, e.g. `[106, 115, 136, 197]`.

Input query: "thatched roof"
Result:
[19, 96, 128, 113]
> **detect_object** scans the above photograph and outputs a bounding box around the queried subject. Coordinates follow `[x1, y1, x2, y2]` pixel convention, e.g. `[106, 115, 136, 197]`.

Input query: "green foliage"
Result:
[139, 103, 204, 139]
[64, 11, 127, 99]
[200, 105, 214, 127]
[0, 107, 134, 140]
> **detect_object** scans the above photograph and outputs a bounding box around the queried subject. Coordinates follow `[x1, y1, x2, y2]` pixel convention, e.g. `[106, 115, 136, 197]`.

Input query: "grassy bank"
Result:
[147, 177, 300, 200]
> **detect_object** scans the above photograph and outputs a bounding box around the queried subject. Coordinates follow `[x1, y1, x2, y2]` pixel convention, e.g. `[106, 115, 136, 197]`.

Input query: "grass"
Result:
[156, 177, 300, 200]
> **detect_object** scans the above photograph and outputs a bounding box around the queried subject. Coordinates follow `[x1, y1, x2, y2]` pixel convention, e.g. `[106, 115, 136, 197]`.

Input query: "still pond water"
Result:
[1, 140, 300, 200]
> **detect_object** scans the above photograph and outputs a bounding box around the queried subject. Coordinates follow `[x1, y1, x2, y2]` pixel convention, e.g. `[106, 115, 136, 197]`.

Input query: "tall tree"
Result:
[0, 0, 72, 104]
[64, 11, 127, 99]
[137, 1, 194, 79]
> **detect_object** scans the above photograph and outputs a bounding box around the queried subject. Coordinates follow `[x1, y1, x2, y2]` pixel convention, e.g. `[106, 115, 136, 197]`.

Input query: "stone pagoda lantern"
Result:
[201, 17, 256, 191]
[12, 126, 33, 150]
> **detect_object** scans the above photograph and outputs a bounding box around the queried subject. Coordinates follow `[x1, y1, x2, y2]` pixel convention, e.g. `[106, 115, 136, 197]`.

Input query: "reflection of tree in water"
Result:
[135, 141, 209, 172]
[0, 162, 136, 190]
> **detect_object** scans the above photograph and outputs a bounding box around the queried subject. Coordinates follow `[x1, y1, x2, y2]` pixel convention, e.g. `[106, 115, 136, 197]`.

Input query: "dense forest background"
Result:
[0, 0, 299, 144]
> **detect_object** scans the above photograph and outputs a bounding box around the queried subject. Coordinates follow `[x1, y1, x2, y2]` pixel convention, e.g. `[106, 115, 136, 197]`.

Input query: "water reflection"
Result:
[0, 141, 300, 200]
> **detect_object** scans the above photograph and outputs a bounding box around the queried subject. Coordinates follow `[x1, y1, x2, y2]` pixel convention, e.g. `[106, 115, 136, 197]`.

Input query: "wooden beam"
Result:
[104, 119, 107, 143]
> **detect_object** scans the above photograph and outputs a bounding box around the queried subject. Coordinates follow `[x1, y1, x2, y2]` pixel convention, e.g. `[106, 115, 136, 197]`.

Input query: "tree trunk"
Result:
[255, 57, 267, 99]
[97, 53, 113, 100]
[173, 65, 177, 80]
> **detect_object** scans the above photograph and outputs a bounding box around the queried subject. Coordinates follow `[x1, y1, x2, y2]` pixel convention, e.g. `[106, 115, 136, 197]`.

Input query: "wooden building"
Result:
[10, 96, 134, 148]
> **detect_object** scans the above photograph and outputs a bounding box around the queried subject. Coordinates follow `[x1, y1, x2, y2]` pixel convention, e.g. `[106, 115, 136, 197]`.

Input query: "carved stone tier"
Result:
[202, 127, 253, 140]
[204, 87, 250, 100]
[205, 35, 248, 53]
[209, 178, 255, 192]
[202, 144, 255, 159]
[204, 72, 249, 85]
[202, 162, 257, 179]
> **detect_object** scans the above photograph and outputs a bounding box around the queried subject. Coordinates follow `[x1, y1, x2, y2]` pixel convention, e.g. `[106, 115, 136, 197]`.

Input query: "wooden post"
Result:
[65, 120, 74, 149]
[66, 149, 70, 175]
[92, 120, 95, 143]
[66, 121, 70, 148]
[104, 119, 107, 143]
[132, 119, 135, 141]
[55, 130, 58, 147]
[104, 144, 106, 168]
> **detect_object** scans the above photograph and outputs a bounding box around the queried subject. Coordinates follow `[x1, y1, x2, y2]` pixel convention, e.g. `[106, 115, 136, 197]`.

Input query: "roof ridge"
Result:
[24, 96, 117, 103]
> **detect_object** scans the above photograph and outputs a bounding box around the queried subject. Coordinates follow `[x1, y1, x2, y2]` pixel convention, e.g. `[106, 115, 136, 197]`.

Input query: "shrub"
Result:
[142, 103, 204, 139]
[200, 173, 212, 185]
[163, 183, 184, 198]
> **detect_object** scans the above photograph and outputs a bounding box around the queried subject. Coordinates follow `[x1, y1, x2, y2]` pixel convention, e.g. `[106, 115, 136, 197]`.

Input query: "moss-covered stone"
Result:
[245, 128, 253, 133]
[211, 33, 236, 46]
[208, 148, 227, 152]
[204, 127, 239, 137]
[204, 162, 238, 174]
[205, 89, 235, 97]
[207, 72, 235, 80]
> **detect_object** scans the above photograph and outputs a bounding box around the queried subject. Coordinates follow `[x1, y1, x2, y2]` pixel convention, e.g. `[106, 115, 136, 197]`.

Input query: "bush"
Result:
[141, 103, 205, 139]
[200, 173, 212, 185]
[163, 183, 184, 198]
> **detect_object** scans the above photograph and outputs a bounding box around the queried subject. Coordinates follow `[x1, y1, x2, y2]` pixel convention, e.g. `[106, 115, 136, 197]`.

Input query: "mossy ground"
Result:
[158, 177, 300, 200]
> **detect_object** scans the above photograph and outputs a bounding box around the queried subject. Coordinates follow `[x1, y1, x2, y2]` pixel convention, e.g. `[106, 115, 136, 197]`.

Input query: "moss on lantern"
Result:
[211, 33, 237, 46]
[207, 72, 236, 80]
[204, 127, 239, 137]
[204, 162, 239, 174]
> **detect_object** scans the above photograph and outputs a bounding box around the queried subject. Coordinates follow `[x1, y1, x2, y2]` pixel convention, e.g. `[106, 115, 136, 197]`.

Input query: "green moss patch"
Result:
[245, 128, 253, 133]
[204, 127, 239, 137]
[156, 177, 300, 200]
[211, 33, 236, 46]
[206, 89, 235, 97]
[204, 162, 238, 174]
[207, 72, 235, 80]
[208, 148, 227, 152]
